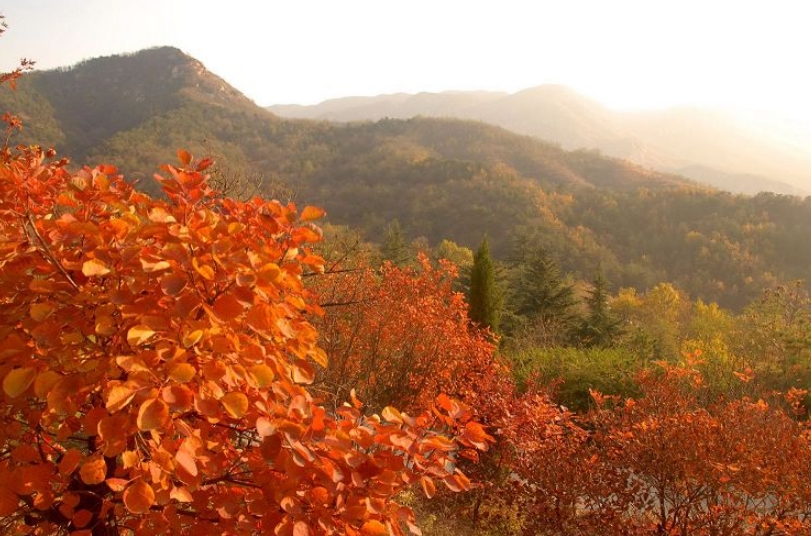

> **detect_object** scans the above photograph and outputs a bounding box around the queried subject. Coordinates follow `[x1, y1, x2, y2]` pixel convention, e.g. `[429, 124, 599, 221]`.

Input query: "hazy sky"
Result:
[2, 0, 811, 130]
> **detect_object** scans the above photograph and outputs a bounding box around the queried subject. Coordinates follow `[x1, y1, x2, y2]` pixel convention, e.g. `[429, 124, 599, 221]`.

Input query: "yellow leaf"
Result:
[137, 398, 169, 431]
[127, 325, 155, 346]
[310, 347, 328, 368]
[3, 367, 36, 398]
[82, 258, 111, 277]
[248, 364, 274, 388]
[168, 363, 196, 383]
[221, 392, 249, 419]
[79, 457, 107, 486]
[181, 330, 203, 348]
[193, 258, 215, 281]
[123, 479, 155, 514]
[300, 206, 326, 222]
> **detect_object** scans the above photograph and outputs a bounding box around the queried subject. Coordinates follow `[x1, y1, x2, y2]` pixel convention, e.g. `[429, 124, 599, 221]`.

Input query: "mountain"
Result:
[3, 48, 811, 309]
[268, 87, 811, 196]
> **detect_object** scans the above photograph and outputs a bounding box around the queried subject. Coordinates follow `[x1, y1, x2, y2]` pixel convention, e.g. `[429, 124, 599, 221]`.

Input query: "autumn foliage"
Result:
[0, 146, 492, 535]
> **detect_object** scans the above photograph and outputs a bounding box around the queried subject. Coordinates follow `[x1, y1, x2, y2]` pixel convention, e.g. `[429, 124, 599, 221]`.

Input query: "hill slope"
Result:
[268, 87, 811, 196]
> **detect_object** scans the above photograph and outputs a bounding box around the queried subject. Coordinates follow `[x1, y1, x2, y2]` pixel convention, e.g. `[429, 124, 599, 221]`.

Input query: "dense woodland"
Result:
[4, 41, 811, 535]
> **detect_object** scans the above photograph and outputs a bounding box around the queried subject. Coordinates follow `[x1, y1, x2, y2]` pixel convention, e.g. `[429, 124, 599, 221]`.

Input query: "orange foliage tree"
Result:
[505, 359, 811, 536]
[0, 147, 491, 535]
[313, 256, 507, 417]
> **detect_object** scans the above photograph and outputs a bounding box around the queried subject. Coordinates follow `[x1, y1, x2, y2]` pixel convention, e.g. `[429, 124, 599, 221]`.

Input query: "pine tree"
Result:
[577, 267, 621, 347]
[508, 246, 577, 346]
[381, 219, 409, 265]
[468, 235, 501, 333]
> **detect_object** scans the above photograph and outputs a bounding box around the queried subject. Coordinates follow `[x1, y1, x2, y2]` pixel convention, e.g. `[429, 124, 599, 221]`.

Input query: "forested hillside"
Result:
[2, 47, 811, 308]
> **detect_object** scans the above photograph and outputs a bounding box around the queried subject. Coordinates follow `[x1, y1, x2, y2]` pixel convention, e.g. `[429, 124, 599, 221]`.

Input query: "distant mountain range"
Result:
[3, 46, 811, 309]
[268, 87, 811, 196]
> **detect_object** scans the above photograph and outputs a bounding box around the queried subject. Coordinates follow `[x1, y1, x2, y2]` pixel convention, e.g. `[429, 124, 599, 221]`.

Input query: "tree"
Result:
[380, 219, 410, 265]
[507, 246, 577, 347]
[576, 268, 621, 347]
[468, 235, 500, 334]
[0, 148, 491, 535]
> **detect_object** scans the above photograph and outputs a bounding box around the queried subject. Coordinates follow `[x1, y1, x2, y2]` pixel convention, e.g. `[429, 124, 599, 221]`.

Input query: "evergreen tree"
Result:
[577, 268, 621, 347]
[507, 246, 577, 346]
[381, 219, 410, 265]
[468, 235, 501, 333]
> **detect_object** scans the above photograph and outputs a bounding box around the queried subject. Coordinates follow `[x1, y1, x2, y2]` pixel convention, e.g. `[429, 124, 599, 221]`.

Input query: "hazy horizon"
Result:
[2, 0, 811, 136]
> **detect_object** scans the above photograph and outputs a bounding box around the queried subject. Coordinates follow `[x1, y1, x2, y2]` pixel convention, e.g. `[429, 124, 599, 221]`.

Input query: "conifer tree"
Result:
[577, 267, 621, 347]
[468, 235, 501, 333]
[381, 218, 410, 265]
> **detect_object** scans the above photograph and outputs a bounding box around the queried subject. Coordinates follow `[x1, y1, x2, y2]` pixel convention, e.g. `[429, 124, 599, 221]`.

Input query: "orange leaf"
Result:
[82, 258, 111, 277]
[104, 382, 138, 413]
[34, 370, 61, 398]
[29, 302, 54, 321]
[58, 449, 83, 476]
[300, 206, 325, 222]
[222, 392, 249, 418]
[72, 509, 93, 528]
[168, 363, 196, 383]
[420, 476, 436, 499]
[177, 149, 192, 166]
[361, 520, 388, 536]
[3, 367, 36, 398]
[137, 398, 169, 431]
[123, 479, 155, 514]
[105, 478, 130, 492]
[79, 457, 107, 486]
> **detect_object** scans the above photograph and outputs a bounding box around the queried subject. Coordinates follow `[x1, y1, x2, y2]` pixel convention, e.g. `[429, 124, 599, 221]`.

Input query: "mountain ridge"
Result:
[267, 87, 811, 196]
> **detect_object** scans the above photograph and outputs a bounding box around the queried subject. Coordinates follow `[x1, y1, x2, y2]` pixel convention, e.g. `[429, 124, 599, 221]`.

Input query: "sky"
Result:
[2, 0, 811, 134]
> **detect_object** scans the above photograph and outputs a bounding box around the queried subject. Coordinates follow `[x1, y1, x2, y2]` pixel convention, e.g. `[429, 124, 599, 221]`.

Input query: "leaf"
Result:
[168, 363, 196, 383]
[222, 392, 249, 419]
[82, 258, 111, 277]
[0, 488, 19, 517]
[58, 449, 83, 476]
[29, 302, 54, 321]
[3, 367, 37, 398]
[193, 258, 215, 281]
[382, 406, 403, 424]
[161, 273, 187, 296]
[361, 520, 388, 536]
[34, 370, 61, 398]
[104, 382, 138, 413]
[420, 476, 436, 499]
[293, 521, 311, 536]
[105, 478, 129, 492]
[248, 364, 274, 388]
[123, 479, 155, 514]
[79, 457, 107, 486]
[137, 398, 169, 431]
[300, 206, 325, 222]
[127, 325, 156, 346]
[177, 149, 192, 166]
[181, 330, 204, 348]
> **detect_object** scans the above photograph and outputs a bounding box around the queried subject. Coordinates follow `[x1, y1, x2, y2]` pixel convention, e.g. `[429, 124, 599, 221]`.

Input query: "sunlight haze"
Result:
[2, 0, 811, 133]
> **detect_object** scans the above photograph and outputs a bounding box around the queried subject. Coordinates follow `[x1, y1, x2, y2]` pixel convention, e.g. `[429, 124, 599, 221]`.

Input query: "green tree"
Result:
[577, 268, 621, 347]
[508, 246, 577, 346]
[380, 218, 410, 265]
[468, 235, 501, 333]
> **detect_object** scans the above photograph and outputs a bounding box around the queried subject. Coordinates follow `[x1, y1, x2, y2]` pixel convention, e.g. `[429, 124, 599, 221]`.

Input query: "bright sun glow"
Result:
[2, 0, 811, 134]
